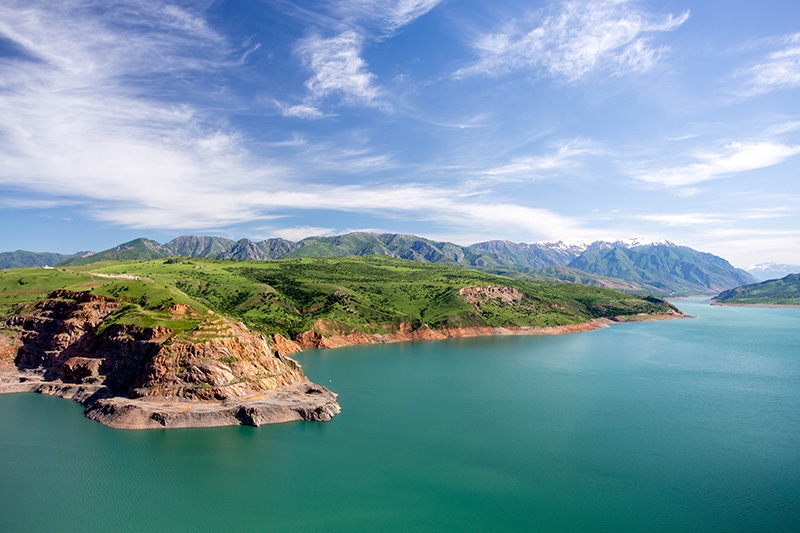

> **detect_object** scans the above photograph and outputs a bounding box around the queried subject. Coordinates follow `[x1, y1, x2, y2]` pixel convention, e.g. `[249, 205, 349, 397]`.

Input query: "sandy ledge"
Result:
[0, 370, 340, 430]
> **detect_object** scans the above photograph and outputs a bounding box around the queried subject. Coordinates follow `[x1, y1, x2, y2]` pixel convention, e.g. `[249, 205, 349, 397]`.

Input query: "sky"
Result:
[1, 0, 799, 267]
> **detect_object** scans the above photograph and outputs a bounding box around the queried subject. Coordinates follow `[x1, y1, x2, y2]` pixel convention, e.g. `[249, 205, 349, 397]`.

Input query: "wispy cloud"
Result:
[483, 138, 602, 180]
[638, 213, 726, 226]
[456, 0, 688, 81]
[739, 33, 800, 96]
[0, 1, 592, 243]
[634, 141, 800, 187]
[334, 0, 444, 34]
[264, 134, 309, 147]
[275, 101, 335, 119]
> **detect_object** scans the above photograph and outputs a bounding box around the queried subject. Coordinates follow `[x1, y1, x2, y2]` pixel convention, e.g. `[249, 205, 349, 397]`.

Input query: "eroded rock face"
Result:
[136, 321, 308, 401]
[458, 286, 527, 305]
[8, 290, 120, 378]
[1, 291, 340, 429]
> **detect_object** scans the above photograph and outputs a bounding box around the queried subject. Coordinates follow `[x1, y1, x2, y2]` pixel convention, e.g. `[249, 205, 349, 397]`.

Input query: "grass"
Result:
[0, 256, 678, 339]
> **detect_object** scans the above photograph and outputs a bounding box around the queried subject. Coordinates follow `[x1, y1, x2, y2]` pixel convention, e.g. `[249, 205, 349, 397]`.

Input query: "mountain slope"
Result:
[165, 236, 237, 257]
[567, 242, 757, 295]
[713, 273, 800, 305]
[470, 240, 586, 269]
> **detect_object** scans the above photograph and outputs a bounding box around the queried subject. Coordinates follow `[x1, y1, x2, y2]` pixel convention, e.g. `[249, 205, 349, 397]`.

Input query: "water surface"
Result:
[1, 300, 798, 531]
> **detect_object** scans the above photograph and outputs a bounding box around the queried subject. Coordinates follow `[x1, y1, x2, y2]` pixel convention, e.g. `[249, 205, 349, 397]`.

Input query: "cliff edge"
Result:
[0, 291, 340, 429]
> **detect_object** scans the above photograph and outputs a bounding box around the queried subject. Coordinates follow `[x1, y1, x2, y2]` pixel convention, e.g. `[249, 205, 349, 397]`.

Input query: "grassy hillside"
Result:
[713, 274, 800, 305]
[1, 257, 678, 340]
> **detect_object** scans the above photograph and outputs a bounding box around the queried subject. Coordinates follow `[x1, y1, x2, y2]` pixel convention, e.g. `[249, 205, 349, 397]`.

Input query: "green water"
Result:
[1, 300, 799, 531]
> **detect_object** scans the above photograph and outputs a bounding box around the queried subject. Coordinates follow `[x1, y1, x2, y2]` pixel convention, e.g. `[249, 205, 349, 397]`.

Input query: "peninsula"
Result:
[1, 256, 684, 429]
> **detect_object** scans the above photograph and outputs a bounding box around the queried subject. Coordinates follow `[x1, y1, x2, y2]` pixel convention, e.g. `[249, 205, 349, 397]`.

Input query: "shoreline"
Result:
[274, 311, 688, 353]
[1, 311, 685, 430]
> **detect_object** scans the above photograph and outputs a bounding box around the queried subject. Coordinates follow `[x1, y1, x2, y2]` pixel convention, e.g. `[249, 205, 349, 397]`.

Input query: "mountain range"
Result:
[2, 232, 758, 296]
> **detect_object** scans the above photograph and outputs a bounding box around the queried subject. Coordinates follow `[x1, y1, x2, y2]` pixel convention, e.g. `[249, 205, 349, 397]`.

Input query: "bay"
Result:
[1, 300, 799, 531]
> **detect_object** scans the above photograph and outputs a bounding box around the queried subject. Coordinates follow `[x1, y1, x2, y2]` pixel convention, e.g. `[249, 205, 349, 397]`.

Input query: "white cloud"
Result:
[297, 31, 382, 107]
[456, 0, 688, 81]
[635, 141, 800, 187]
[740, 33, 800, 96]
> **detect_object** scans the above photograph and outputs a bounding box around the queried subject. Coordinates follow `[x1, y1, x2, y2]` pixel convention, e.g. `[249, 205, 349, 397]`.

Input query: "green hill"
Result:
[712, 274, 800, 305]
[58, 238, 173, 266]
[1, 256, 680, 340]
[0, 250, 75, 269]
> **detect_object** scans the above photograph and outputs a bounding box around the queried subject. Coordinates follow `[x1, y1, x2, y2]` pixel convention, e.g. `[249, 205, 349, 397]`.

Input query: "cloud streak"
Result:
[457, 0, 688, 81]
[483, 138, 602, 181]
[635, 141, 800, 187]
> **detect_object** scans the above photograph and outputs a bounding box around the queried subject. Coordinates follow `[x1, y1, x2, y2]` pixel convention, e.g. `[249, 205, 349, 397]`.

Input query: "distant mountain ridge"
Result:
[744, 262, 800, 281]
[0, 250, 95, 270]
[45, 232, 757, 296]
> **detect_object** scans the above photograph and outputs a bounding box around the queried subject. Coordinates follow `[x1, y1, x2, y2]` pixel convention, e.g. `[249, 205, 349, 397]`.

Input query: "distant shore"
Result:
[710, 302, 800, 309]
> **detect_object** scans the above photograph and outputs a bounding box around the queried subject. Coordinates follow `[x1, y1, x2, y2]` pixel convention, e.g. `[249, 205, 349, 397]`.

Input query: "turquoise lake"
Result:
[1, 300, 799, 531]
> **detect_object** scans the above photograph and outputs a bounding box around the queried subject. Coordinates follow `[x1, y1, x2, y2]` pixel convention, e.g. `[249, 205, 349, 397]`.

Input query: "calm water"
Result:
[1, 300, 799, 532]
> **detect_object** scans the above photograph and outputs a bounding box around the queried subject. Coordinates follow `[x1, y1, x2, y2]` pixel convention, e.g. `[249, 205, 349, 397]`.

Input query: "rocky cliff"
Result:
[0, 291, 340, 429]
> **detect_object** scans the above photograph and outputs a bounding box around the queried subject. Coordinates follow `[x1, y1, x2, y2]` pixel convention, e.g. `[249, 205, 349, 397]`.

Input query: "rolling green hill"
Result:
[1, 256, 680, 340]
[712, 274, 800, 305]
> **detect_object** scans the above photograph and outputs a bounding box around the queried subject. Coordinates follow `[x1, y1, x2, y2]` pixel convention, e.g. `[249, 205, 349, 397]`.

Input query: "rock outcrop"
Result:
[0, 291, 340, 429]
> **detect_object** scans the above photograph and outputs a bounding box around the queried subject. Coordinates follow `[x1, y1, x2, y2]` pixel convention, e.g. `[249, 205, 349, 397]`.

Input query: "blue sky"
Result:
[1, 0, 799, 266]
